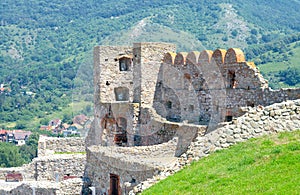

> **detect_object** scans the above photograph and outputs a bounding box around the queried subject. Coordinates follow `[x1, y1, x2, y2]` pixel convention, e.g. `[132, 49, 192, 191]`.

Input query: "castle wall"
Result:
[154, 51, 217, 124]
[263, 88, 300, 105]
[225, 88, 300, 118]
[137, 107, 206, 156]
[0, 179, 83, 195]
[34, 154, 86, 182]
[85, 139, 179, 194]
[0, 182, 59, 195]
[38, 136, 85, 156]
[87, 102, 139, 147]
[133, 42, 176, 107]
[186, 99, 300, 160]
[157, 47, 299, 125]
[0, 137, 86, 183]
[94, 45, 134, 103]
[131, 99, 300, 193]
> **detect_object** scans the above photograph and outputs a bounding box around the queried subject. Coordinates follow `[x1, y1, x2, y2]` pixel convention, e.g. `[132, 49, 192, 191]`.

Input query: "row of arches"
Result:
[163, 48, 246, 66]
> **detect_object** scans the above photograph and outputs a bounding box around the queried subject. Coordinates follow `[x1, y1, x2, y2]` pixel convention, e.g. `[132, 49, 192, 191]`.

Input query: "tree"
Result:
[278, 68, 300, 86]
[19, 133, 39, 163]
[15, 121, 27, 129]
[231, 29, 238, 38]
[250, 29, 258, 35]
[63, 113, 73, 124]
[0, 142, 25, 167]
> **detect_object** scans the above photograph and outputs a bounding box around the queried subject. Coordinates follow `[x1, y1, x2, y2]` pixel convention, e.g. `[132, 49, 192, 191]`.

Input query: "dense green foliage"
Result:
[278, 68, 300, 86]
[0, 133, 39, 167]
[143, 131, 300, 195]
[1, 0, 300, 127]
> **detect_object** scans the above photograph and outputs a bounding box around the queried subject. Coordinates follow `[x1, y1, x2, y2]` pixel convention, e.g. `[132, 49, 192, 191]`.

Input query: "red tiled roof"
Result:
[73, 114, 88, 125]
[13, 130, 32, 140]
[49, 119, 61, 126]
[0, 130, 7, 134]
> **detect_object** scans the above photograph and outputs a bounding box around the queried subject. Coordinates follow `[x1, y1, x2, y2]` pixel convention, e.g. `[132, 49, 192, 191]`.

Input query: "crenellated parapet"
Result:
[186, 51, 200, 65]
[163, 52, 176, 64]
[162, 47, 266, 90]
[163, 48, 248, 65]
[174, 52, 188, 66]
[224, 48, 246, 64]
[198, 50, 213, 64]
[212, 49, 226, 66]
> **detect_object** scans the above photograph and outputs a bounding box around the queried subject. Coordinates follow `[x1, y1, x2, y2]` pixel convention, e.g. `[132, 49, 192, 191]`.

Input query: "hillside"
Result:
[143, 130, 300, 194]
[1, 0, 300, 128]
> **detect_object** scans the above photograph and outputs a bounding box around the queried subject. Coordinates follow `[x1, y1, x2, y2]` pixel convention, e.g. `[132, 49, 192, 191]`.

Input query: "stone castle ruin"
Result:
[0, 42, 299, 194]
[84, 42, 300, 194]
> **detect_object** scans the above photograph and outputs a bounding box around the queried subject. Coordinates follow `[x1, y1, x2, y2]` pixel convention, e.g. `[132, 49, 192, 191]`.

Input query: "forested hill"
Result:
[1, 0, 300, 128]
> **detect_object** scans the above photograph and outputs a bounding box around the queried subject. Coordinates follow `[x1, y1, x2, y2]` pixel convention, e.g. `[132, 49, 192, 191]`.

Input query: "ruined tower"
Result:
[88, 42, 176, 147]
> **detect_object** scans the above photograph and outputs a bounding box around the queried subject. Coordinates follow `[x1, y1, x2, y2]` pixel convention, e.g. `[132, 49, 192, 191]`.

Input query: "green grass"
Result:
[143, 130, 300, 195]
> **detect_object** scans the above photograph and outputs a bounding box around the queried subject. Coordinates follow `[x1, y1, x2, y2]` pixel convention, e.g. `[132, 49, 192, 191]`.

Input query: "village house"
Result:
[0, 130, 32, 145]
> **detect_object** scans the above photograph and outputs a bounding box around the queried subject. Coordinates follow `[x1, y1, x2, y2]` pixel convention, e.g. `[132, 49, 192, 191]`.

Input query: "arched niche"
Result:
[118, 56, 132, 71]
[115, 117, 128, 146]
[101, 113, 117, 133]
[228, 70, 237, 89]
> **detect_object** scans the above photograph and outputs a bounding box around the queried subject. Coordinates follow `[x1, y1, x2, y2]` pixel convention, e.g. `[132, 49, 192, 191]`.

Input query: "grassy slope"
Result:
[143, 130, 300, 195]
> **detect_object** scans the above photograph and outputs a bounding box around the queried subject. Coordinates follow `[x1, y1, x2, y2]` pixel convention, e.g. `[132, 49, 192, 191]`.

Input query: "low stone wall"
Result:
[38, 136, 85, 156]
[0, 161, 36, 181]
[57, 178, 84, 195]
[130, 99, 300, 194]
[0, 136, 86, 195]
[34, 154, 86, 181]
[0, 155, 85, 183]
[98, 137, 178, 158]
[139, 107, 207, 156]
[0, 179, 83, 195]
[85, 138, 179, 194]
[187, 99, 300, 160]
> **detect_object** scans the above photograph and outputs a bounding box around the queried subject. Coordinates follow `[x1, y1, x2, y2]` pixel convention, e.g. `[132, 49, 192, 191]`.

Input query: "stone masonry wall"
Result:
[158, 47, 300, 126]
[138, 107, 207, 156]
[85, 138, 179, 194]
[0, 137, 86, 195]
[187, 99, 300, 160]
[38, 136, 85, 156]
[133, 42, 176, 107]
[34, 154, 86, 182]
[94, 45, 134, 103]
[0, 179, 83, 195]
[130, 99, 300, 194]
